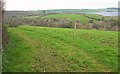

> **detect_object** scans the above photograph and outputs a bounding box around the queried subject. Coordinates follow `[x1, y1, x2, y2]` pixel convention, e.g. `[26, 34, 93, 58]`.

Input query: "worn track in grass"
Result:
[3, 26, 118, 72]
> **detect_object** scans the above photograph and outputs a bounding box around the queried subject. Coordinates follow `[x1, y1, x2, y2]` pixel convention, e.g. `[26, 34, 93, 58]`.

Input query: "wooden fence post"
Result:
[74, 20, 79, 37]
[74, 21, 77, 37]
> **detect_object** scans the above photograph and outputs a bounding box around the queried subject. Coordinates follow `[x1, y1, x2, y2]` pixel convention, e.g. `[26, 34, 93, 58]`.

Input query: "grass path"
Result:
[3, 26, 118, 72]
[17, 30, 111, 72]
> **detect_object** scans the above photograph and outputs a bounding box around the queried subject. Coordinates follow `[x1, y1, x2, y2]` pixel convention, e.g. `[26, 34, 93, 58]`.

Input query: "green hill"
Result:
[42, 14, 89, 24]
[3, 26, 118, 72]
[24, 13, 106, 24]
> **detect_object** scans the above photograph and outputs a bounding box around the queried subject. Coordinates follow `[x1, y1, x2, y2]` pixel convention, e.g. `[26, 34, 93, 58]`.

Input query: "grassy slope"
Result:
[3, 26, 118, 72]
[2, 30, 33, 72]
[84, 14, 118, 21]
[42, 14, 89, 24]
[23, 14, 111, 24]
[85, 14, 103, 19]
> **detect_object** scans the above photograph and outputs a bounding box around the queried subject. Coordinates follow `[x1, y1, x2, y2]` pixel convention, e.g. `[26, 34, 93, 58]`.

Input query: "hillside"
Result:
[42, 14, 89, 24]
[3, 26, 118, 72]
[24, 14, 104, 24]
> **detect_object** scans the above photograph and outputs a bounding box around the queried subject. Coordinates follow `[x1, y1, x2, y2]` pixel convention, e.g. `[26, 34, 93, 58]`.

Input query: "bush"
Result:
[88, 20, 94, 23]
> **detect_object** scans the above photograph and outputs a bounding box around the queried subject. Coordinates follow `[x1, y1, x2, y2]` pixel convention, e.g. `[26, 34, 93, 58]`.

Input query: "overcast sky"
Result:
[5, 0, 119, 10]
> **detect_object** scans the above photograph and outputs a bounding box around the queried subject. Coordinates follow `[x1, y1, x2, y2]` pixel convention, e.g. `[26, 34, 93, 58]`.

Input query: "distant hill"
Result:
[107, 7, 120, 10]
[38, 9, 98, 13]
[38, 8, 118, 14]
[5, 8, 118, 17]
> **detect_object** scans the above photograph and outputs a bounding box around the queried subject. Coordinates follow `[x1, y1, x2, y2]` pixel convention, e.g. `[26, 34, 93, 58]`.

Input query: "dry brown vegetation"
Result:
[0, 0, 9, 49]
[4, 15, 119, 31]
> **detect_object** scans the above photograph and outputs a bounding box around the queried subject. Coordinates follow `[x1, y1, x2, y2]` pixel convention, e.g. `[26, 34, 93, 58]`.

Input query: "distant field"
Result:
[3, 26, 118, 72]
[85, 14, 103, 19]
[24, 14, 103, 24]
[42, 14, 89, 24]
[23, 13, 114, 24]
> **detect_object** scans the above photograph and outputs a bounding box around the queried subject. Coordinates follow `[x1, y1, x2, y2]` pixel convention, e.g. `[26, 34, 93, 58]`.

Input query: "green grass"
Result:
[85, 14, 103, 20]
[3, 26, 118, 72]
[2, 31, 33, 72]
[23, 14, 117, 24]
[84, 14, 118, 21]
[41, 14, 89, 24]
[0, 54, 2, 73]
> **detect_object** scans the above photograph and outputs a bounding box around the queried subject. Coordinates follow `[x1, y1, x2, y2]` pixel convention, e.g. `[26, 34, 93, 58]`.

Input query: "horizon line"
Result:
[5, 7, 119, 11]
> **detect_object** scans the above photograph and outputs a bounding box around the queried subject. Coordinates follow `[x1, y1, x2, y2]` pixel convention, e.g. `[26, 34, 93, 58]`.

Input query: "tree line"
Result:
[5, 15, 119, 31]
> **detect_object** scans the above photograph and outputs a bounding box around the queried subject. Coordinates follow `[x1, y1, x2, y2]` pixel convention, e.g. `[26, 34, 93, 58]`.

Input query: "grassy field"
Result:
[24, 14, 91, 24]
[42, 14, 89, 24]
[3, 26, 118, 72]
[23, 13, 114, 24]
[85, 14, 103, 19]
